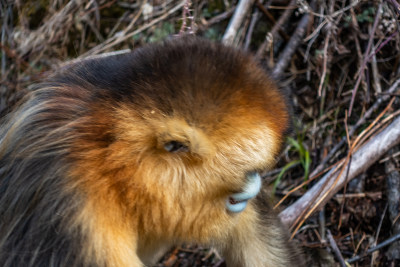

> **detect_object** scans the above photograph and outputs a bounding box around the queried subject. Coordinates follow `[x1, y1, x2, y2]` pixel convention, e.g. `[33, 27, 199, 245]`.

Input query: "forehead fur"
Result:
[53, 36, 289, 137]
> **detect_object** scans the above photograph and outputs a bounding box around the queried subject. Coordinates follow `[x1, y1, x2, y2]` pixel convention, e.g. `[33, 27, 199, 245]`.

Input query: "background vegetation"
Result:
[1, 0, 400, 266]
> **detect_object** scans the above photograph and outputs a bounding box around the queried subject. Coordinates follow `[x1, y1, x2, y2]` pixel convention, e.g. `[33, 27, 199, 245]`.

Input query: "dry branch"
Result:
[222, 0, 255, 45]
[385, 151, 400, 259]
[14, 0, 79, 56]
[327, 230, 347, 267]
[347, 232, 400, 264]
[256, 0, 296, 58]
[348, 1, 383, 116]
[80, 1, 185, 58]
[309, 77, 400, 178]
[279, 114, 400, 227]
[271, 11, 310, 78]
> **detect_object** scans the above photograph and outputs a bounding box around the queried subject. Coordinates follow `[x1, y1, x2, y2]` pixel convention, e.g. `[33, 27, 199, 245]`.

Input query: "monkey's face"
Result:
[66, 37, 289, 241]
[114, 93, 281, 201]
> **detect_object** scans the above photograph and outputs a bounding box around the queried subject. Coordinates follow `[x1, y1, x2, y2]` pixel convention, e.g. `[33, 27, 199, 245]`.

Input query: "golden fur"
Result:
[0, 37, 304, 266]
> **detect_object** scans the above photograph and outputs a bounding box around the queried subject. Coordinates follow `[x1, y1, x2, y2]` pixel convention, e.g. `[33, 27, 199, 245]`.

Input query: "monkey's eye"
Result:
[163, 141, 189, 153]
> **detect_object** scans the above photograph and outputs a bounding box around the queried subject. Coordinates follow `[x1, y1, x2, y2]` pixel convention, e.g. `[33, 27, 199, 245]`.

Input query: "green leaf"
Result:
[273, 160, 301, 193]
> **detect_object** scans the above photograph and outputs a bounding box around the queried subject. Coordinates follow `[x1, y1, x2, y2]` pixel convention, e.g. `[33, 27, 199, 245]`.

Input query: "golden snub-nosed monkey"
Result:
[0, 36, 305, 267]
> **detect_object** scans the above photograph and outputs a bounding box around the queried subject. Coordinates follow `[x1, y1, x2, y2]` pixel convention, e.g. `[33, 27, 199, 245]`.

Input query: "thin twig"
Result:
[303, 0, 361, 42]
[317, 23, 331, 96]
[244, 8, 260, 50]
[317, 0, 334, 97]
[179, 0, 194, 34]
[370, 204, 388, 265]
[348, 1, 383, 116]
[338, 110, 351, 230]
[80, 1, 185, 58]
[327, 230, 347, 267]
[256, 0, 296, 58]
[347, 232, 400, 264]
[204, 6, 236, 26]
[371, 42, 382, 93]
[255, 0, 289, 41]
[309, 77, 400, 179]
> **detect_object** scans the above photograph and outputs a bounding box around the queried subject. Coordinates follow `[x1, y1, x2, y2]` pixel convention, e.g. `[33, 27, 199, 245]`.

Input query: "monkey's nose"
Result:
[225, 172, 262, 213]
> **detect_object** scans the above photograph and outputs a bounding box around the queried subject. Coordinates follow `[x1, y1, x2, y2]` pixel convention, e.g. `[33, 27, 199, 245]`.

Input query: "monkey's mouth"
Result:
[225, 172, 262, 213]
[228, 197, 245, 205]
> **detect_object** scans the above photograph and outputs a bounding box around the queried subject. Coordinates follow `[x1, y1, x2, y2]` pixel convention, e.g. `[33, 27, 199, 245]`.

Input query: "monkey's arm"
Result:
[220, 193, 305, 267]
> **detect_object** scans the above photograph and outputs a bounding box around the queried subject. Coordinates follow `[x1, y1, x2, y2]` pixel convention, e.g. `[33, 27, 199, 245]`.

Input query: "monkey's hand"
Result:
[225, 172, 262, 213]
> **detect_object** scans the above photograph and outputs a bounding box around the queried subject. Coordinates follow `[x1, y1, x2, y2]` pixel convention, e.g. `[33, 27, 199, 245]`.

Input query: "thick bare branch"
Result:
[280, 114, 400, 226]
[271, 11, 310, 79]
[222, 0, 255, 46]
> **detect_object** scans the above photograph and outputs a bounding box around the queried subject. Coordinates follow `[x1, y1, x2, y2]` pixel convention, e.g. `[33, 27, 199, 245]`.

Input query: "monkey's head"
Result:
[1, 37, 290, 245]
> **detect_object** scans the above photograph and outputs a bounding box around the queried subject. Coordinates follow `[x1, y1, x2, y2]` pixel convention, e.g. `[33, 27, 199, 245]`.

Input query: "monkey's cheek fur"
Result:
[225, 172, 262, 213]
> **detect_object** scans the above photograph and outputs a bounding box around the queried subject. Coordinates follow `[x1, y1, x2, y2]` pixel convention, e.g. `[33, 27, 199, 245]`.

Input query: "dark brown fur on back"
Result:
[0, 37, 303, 267]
